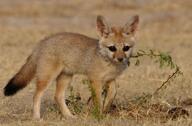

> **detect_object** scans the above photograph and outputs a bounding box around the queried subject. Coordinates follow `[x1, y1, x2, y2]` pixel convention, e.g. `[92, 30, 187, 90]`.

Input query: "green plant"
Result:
[130, 49, 183, 96]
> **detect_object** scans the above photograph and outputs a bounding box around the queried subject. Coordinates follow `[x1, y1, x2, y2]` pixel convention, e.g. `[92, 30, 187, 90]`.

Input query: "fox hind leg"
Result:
[55, 74, 75, 118]
[33, 62, 62, 120]
[33, 80, 49, 120]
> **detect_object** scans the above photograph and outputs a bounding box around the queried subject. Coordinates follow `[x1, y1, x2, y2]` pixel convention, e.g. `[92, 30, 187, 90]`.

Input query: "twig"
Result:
[152, 67, 180, 95]
[131, 52, 160, 58]
[130, 49, 182, 98]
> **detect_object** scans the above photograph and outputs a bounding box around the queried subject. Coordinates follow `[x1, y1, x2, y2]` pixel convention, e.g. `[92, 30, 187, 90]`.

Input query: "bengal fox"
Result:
[4, 15, 139, 119]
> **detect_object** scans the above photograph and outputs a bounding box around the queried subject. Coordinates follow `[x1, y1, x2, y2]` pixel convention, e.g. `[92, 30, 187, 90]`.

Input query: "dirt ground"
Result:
[0, 0, 192, 125]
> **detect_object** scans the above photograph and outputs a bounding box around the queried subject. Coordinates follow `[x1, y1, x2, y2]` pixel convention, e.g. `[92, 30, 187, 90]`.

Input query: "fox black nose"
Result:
[117, 58, 123, 62]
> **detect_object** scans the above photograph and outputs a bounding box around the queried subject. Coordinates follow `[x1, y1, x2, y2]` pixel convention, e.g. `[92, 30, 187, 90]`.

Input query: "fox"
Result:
[4, 15, 139, 120]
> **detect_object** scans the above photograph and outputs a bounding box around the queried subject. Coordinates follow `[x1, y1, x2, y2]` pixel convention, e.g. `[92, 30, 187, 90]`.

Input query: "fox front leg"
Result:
[90, 80, 104, 114]
[103, 80, 117, 113]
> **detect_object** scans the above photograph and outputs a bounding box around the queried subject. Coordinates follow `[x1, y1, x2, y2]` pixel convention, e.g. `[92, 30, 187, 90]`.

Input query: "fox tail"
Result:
[4, 55, 36, 96]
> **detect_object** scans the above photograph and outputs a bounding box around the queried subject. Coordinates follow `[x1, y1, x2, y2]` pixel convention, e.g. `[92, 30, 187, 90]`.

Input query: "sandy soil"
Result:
[0, 0, 192, 125]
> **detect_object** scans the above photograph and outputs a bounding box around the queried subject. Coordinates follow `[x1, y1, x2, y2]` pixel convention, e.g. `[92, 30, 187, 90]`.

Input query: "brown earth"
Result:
[0, 0, 192, 125]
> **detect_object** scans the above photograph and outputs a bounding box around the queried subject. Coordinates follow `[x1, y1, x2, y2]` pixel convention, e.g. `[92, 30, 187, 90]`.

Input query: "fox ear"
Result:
[96, 15, 111, 38]
[123, 15, 139, 35]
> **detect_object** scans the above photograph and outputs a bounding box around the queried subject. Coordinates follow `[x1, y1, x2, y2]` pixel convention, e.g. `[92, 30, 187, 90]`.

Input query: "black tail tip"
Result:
[4, 79, 24, 96]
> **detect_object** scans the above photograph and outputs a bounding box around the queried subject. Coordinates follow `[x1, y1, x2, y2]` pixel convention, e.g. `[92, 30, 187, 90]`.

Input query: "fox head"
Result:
[96, 15, 139, 64]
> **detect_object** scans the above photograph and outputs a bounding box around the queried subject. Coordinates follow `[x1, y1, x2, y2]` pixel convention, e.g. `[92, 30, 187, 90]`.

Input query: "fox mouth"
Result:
[113, 58, 129, 65]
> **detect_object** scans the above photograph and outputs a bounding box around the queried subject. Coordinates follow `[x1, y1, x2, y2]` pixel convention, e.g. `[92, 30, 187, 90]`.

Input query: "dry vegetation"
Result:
[0, 0, 192, 125]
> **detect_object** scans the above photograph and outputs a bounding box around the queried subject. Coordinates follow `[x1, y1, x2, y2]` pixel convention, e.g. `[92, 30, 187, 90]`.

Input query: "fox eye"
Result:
[108, 46, 117, 52]
[123, 46, 130, 51]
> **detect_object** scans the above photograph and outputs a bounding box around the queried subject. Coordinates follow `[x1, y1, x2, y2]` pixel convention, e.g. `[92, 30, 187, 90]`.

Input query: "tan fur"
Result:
[5, 15, 139, 119]
[15, 55, 36, 86]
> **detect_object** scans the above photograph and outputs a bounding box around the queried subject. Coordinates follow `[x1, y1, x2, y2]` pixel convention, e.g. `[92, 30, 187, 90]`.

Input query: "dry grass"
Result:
[0, 0, 192, 125]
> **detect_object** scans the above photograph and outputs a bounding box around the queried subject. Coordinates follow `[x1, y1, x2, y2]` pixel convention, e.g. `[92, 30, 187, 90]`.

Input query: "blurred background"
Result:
[0, 0, 192, 125]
